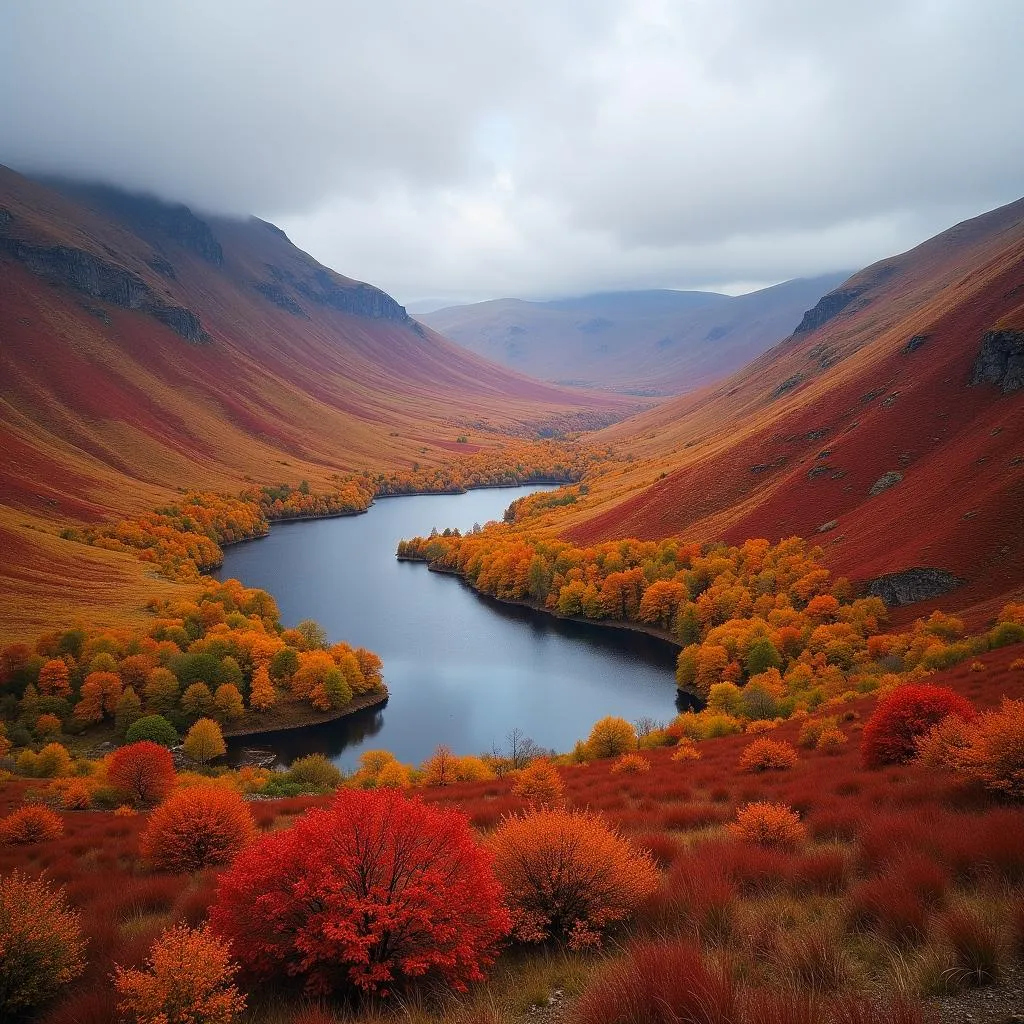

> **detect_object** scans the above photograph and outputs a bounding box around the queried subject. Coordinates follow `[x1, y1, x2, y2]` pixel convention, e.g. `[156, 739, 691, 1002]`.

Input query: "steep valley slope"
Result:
[554, 198, 1024, 622]
[0, 168, 636, 639]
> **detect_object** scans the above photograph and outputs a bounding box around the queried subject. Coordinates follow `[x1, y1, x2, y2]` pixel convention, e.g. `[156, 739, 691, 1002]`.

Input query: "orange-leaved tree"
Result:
[210, 789, 510, 996]
[183, 718, 226, 765]
[106, 741, 176, 806]
[141, 786, 256, 872]
[114, 924, 246, 1024]
[489, 807, 658, 949]
[512, 759, 564, 804]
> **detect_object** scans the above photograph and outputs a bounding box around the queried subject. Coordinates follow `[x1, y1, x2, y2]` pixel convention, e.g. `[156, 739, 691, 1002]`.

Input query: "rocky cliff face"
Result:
[256, 263, 411, 324]
[0, 224, 209, 343]
[971, 329, 1024, 392]
[793, 286, 867, 335]
[866, 568, 962, 606]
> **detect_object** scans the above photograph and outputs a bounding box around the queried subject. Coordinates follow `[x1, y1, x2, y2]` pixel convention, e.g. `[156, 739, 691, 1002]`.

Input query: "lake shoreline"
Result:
[398, 557, 699, 699]
[222, 687, 389, 740]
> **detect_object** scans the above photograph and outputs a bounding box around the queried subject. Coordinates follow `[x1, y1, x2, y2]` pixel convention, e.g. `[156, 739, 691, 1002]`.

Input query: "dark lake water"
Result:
[217, 486, 688, 769]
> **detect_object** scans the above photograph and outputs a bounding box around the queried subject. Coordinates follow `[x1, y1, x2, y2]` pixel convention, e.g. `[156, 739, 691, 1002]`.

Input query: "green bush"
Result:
[125, 715, 179, 748]
[285, 754, 343, 792]
[990, 622, 1024, 648]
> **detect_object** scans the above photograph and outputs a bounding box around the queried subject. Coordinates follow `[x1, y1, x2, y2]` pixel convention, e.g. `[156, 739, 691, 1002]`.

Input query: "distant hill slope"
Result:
[559, 198, 1024, 618]
[418, 274, 849, 394]
[0, 167, 634, 637]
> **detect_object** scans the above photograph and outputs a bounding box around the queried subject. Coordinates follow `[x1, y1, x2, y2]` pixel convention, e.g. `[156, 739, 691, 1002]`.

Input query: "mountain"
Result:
[0, 167, 634, 638]
[560, 199, 1024, 619]
[418, 275, 849, 395]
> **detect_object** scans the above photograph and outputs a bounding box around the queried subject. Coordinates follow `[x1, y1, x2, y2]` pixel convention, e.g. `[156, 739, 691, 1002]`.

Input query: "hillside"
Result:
[557, 198, 1024, 618]
[0, 168, 635, 637]
[418, 274, 848, 394]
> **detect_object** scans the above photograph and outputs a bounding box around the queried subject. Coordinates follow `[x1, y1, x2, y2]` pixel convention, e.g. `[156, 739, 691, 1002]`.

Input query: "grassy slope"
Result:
[557, 199, 1024, 621]
[0, 169, 639, 640]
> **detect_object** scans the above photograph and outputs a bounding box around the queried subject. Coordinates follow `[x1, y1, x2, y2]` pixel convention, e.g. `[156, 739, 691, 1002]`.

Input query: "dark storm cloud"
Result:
[1, 0, 1022, 304]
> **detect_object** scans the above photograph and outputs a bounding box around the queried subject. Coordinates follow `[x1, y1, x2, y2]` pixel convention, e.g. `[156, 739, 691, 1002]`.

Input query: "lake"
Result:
[217, 486, 689, 769]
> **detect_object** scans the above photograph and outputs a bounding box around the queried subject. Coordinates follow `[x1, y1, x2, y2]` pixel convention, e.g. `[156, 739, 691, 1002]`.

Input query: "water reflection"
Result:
[218, 486, 689, 769]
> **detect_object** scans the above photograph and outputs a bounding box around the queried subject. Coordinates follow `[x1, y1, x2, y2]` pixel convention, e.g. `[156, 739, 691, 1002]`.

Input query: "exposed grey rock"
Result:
[867, 568, 962, 606]
[0, 207, 11, 232]
[294, 268, 410, 323]
[146, 254, 176, 278]
[793, 285, 867, 334]
[971, 329, 1024, 392]
[254, 280, 308, 317]
[869, 470, 903, 496]
[806, 428, 830, 440]
[903, 334, 929, 354]
[0, 237, 209, 342]
[817, 520, 838, 533]
[773, 374, 802, 398]
[807, 465, 832, 479]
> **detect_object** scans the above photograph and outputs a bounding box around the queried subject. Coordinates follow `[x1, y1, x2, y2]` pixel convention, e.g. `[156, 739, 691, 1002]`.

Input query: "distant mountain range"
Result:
[418, 275, 850, 394]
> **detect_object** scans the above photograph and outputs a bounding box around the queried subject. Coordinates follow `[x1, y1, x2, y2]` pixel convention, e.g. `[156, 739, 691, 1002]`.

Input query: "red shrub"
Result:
[211, 789, 509, 996]
[861, 685, 975, 768]
[940, 905, 1002, 986]
[141, 786, 256, 872]
[0, 804, 64, 844]
[640, 855, 737, 942]
[568, 939, 737, 1024]
[106, 742, 175, 806]
[846, 876, 928, 943]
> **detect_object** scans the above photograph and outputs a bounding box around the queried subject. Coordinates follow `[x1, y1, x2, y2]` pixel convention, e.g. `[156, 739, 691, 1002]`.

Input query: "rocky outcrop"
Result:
[772, 374, 802, 398]
[253, 281, 308, 317]
[903, 334, 929, 354]
[869, 470, 903, 496]
[0, 238, 209, 342]
[294, 268, 410, 323]
[0, 206, 11, 231]
[793, 285, 867, 335]
[55, 183, 225, 266]
[867, 568, 962, 607]
[971, 329, 1024, 392]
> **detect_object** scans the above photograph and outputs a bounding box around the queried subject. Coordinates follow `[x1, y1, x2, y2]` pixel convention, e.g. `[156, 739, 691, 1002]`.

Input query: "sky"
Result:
[1, 0, 1022, 308]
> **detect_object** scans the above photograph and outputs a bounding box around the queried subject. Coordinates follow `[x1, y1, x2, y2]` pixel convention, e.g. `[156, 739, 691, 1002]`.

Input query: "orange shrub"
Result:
[0, 872, 86, 1016]
[141, 786, 257, 872]
[512, 759, 564, 804]
[0, 804, 64, 844]
[611, 752, 651, 775]
[671, 739, 701, 761]
[738, 738, 799, 773]
[107, 741, 176, 805]
[489, 808, 659, 948]
[816, 728, 848, 755]
[730, 802, 806, 849]
[114, 924, 246, 1024]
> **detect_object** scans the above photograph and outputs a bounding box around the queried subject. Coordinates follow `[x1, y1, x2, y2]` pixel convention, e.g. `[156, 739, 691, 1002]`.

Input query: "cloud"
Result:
[1, 0, 1021, 304]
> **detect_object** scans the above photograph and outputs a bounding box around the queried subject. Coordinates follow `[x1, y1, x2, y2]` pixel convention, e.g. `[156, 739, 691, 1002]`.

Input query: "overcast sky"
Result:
[2, 1, 1022, 307]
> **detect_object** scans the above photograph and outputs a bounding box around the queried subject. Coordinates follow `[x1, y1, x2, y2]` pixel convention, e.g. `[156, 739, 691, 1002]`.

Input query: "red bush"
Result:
[141, 787, 257, 872]
[210, 789, 509, 996]
[861, 685, 975, 768]
[106, 742, 175, 806]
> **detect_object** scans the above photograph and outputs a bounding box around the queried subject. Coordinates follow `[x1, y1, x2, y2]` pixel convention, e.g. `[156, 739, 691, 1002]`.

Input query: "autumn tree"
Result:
[115, 686, 143, 737]
[144, 667, 180, 717]
[862, 684, 976, 767]
[210, 790, 510, 995]
[126, 714, 179, 748]
[181, 682, 215, 720]
[213, 683, 245, 723]
[248, 665, 276, 712]
[269, 647, 299, 684]
[74, 670, 123, 723]
[37, 658, 71, 698]
[0, 872, 86, 1016]
[141, 786, 256, 872]
[183, 718, 226, 765]
[0, 804, 65, 844]
[586, 716, 637, 759]
[512, 759, 564, 804]
[115, 924, 246, 1024]
[489, 807, 658, 948]
[107, 741, 176, 806]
